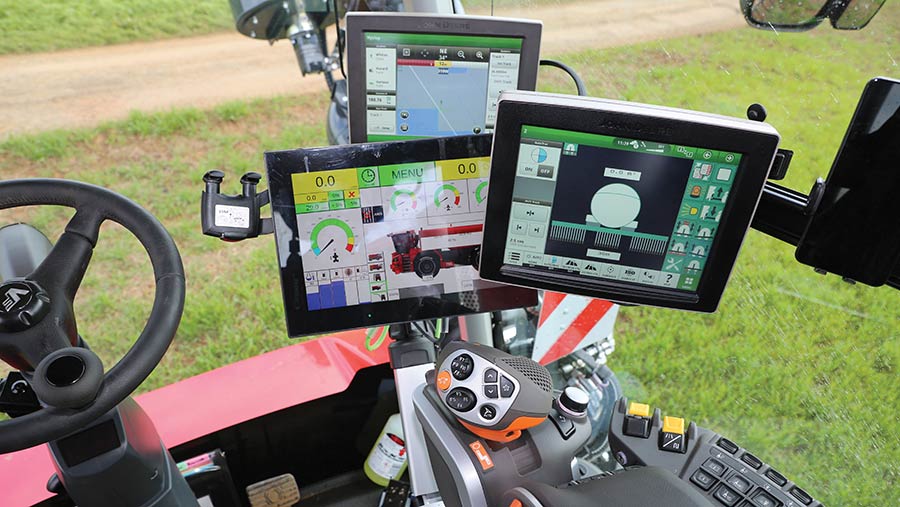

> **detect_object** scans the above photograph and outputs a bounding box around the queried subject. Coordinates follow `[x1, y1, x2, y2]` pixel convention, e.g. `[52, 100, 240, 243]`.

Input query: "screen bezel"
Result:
[479, 95, 780, 312]
[266, 134, 538, 337]
[346, 13, 542, 144]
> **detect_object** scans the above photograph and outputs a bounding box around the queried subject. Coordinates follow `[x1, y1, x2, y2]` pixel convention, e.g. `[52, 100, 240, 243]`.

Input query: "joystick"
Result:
[434, 341, 553, 443]
[414, 341, 593, 507]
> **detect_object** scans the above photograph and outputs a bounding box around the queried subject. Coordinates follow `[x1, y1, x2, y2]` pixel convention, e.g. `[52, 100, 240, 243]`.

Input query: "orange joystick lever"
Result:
[434, 342, 554, 443]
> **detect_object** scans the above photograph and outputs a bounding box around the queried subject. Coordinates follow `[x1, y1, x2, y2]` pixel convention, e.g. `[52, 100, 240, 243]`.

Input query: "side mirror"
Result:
[740, 0, 886, 31]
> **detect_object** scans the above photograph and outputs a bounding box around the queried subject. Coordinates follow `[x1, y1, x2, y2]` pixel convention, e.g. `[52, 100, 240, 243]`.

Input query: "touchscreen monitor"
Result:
[346, 13, 542, 143]
[480, 92, 781, 312]
[266, 135, 537, 337]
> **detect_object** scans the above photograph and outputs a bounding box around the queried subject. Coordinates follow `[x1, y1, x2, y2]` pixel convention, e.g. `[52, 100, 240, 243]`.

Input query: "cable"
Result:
[539, 59, 588, 96]
[332, 0, 348, 79]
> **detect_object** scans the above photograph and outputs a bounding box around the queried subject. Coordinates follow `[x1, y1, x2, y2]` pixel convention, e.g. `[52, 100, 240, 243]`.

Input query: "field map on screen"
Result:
[364, 32, 522, 141]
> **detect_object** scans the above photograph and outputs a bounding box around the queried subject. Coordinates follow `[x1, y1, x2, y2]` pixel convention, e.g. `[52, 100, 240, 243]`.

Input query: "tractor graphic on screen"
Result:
[388, 224, 483, 279]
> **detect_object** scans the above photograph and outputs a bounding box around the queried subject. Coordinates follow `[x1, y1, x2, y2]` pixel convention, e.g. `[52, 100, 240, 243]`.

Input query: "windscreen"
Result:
[502, 125, 742, 293]
[293, 156, 494, 310]
[363, 32, 523, 141]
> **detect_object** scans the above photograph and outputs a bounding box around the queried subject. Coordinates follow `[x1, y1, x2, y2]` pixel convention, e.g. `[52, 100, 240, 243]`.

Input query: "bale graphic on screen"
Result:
[590, 183, 641, 228]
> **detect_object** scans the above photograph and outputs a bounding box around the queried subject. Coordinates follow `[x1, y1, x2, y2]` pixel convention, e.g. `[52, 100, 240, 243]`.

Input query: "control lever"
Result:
[415, 341, 593, 507]
[200, 171, 273, 241]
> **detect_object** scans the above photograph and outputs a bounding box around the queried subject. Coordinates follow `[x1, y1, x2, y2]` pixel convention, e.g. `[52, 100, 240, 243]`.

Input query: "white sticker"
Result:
[366, 432, 406, 479]
[214, 205, 250, 229]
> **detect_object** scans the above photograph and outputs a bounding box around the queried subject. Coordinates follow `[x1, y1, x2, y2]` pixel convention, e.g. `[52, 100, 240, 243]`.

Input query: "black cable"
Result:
[539, 59, 588, 96]
[332, 0, 348, 79]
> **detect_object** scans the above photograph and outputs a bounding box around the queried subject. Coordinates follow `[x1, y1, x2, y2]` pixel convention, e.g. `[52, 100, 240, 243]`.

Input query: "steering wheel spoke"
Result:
[30, 208, 103, 301]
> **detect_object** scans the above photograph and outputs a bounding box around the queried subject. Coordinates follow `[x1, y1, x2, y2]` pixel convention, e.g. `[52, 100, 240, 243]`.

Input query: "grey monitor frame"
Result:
[479, 91, 781, 313]
[346, 12, 542, 144]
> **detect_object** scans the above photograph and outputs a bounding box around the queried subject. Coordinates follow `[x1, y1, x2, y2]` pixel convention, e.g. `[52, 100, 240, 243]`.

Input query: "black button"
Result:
[725, 474, 752, 494]
[450, 354, 474, 380]
[479, 404, 497, 420]
[549, 410, 576, 440]
[741, 452, 763, 469]
[483, 368, 498, 383]
[483, 385, 498, 398]
[717, 437, 739, 454]
[713, 485, 741, 506]
[751, 491, 782, 507]
[445, 387, 476, 412]
[499, 375, 515, 398]
[789, 487, 813, 505]
[702, 458, 728, 477]
[690, 469, 717, 491]
[623, 416, 651, 438]
[764, 469, 787, 487]
[660, 431, 687, 454]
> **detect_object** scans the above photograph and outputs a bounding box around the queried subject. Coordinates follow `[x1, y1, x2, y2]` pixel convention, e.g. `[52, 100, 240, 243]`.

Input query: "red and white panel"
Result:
[533, 292, 618, 365]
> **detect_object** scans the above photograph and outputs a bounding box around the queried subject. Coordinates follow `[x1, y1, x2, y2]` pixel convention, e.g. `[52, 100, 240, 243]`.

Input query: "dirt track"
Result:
[0, 0, 745, 138]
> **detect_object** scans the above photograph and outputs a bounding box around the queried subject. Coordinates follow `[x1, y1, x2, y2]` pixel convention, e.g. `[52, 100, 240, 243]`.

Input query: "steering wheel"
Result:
[0, 179, 185, 454]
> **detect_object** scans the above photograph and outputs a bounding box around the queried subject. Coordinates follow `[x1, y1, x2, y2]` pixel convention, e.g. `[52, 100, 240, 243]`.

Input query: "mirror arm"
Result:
[752, 180, 900, 290]
[750, 181, 819, 246]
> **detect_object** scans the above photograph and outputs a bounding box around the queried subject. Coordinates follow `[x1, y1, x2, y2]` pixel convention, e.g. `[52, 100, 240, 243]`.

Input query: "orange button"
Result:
[510, 500, 523, 507]
[437, 370, 452, 391]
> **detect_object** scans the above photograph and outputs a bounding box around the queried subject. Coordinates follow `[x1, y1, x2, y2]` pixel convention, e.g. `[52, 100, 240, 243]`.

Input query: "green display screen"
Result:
[502, 125, 742, 292]
[364, 31, 524, 142]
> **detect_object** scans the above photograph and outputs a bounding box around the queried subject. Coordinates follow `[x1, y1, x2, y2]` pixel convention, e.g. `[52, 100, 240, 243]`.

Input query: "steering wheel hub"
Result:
[0, 279, 50, 333]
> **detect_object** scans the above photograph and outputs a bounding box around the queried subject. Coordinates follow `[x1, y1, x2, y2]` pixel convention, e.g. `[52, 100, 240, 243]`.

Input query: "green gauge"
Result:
[310, 218, 355, 255]
[434, 183, 461, 207]
[475, 181, 489, 204]
[390, 189, 418, 211]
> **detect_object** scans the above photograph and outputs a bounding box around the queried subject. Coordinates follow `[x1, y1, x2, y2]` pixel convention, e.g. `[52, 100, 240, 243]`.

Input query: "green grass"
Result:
[0, 0, 233, 54]
[2, 4, 900, 504]
[0, 0, 536, 55]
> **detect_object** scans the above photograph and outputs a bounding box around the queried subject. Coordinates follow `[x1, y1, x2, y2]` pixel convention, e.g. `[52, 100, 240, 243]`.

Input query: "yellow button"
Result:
[627, 402, 650, 418]
[662, 416, 685, 435]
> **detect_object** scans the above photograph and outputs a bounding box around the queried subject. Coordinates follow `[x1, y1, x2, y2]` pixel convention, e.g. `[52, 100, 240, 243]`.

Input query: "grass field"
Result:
[0, 0, 233, 54]
[0, 0, 528, 55]
[2, 4, 900, 505]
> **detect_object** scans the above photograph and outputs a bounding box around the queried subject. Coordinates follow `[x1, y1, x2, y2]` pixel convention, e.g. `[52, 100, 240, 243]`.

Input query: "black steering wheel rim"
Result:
[0, 179, 185, 454]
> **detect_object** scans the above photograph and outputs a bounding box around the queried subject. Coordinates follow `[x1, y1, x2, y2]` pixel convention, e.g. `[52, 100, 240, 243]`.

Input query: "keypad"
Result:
[445, 387, 476, 412]
[450, 354, 474, 380]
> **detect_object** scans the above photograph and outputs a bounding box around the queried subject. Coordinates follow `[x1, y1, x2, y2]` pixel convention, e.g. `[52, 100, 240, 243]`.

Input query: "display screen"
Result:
[295, 156, 494, 309]
[363, 32, 522, 141]
[502, 125, 743, 292]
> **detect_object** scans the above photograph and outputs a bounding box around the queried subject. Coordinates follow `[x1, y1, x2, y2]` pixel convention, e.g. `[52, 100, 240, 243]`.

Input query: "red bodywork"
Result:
[0, 329, 389, 507]
[389, 224, 483, 276]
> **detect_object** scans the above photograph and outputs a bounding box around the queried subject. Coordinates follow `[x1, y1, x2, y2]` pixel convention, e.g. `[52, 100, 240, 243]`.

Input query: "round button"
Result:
[0, 280, 51, 333]
[445, 387, 476, 412]
[558, 386, 589, 417]
[450, 353, 474, 380]
[479, 404, 498, 421]
[436, 370, 452, 391]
